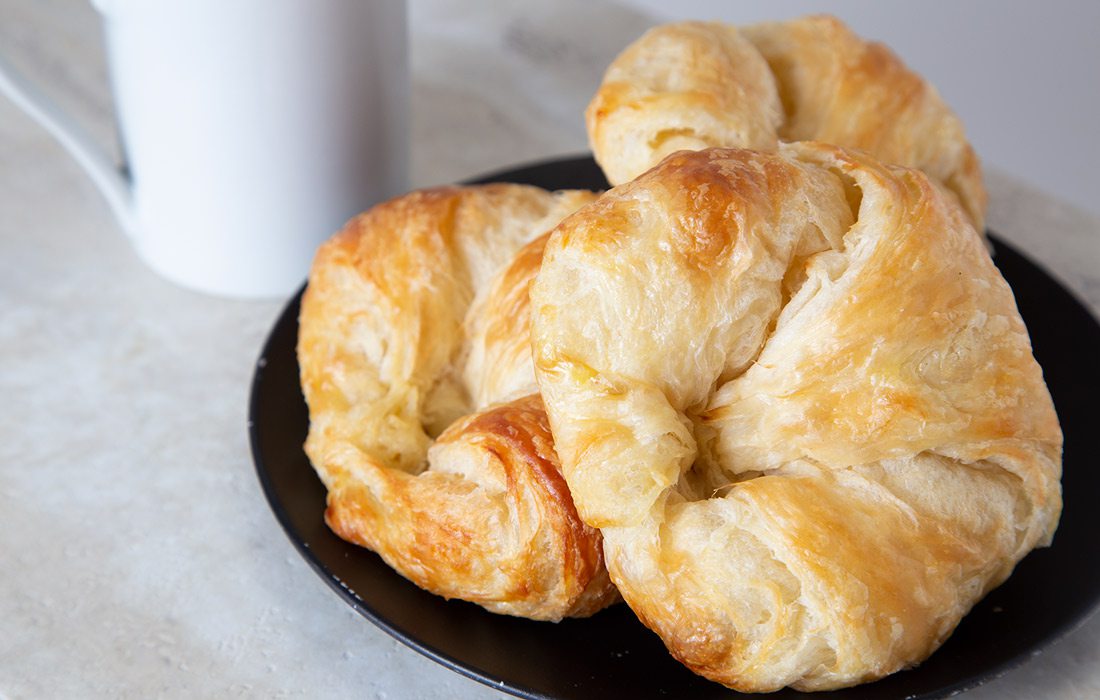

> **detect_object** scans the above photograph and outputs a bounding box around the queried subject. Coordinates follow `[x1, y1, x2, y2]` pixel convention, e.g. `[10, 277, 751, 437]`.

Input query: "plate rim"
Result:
[248, 288, 555, 698]
[248, 154, 1100, 700]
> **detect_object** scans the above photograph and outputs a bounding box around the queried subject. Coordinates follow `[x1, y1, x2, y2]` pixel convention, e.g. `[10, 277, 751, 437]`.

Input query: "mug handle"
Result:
[0, 53, 134, 235]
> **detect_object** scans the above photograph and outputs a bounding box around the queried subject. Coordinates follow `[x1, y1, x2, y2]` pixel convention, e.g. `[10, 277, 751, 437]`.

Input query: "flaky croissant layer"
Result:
[299, 184, 619, 620]
[531, 144, 1061, 690]
[587, 15, 987, 231]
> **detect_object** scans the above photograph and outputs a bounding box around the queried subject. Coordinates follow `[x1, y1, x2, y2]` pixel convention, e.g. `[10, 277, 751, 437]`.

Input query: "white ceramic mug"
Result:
[0, 0, 408, 298]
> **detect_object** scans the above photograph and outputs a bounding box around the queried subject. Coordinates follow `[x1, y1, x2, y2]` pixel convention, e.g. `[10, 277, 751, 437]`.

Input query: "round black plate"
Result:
[249, 156, 1100, 699]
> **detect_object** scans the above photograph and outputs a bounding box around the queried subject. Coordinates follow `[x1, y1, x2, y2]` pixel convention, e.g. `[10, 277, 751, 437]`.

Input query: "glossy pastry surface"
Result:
[298, 184, 618, 620]
[531, 145, 1061, 690]
[587, 15, 987, 230]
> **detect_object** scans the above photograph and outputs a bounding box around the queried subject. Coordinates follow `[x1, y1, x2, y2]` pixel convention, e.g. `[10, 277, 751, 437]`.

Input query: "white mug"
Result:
[0, 0, 408, 298]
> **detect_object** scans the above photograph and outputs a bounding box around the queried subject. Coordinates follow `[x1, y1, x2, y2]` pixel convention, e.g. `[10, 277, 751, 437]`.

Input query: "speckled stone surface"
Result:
[1, 1, 1097, 698]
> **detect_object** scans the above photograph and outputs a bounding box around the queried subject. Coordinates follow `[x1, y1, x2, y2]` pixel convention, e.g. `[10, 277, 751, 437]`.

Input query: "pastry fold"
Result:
[530, 146, 1061, 689]
[298, 184, 618, 620]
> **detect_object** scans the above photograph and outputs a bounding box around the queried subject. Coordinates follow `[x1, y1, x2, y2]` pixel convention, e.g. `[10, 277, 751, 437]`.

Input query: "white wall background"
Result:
[620, 0, 1100, 219]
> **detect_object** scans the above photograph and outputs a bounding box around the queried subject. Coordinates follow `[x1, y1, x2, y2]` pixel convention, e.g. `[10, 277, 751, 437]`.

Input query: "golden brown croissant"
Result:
[530, 146, 1061, 690]
[298, 184, 619, 620]
[587, 15, 987, 230]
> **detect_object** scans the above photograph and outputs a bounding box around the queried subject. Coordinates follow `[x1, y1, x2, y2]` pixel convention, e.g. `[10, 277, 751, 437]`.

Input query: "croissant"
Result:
[530, 145, 1061, 690]
[587, 15, 987, 230]
[298, 184, 619, 620]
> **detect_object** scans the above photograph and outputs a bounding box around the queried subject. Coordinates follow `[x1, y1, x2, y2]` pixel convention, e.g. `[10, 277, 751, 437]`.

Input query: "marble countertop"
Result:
[1, 1, 1098, 698]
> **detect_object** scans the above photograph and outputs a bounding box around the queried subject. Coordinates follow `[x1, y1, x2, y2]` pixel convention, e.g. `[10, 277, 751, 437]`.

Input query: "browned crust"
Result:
[587, 15, 987, 230]
[324, 395, 616, 618]
[298, 184, 616, 620]
[531, 146, 1060, 688]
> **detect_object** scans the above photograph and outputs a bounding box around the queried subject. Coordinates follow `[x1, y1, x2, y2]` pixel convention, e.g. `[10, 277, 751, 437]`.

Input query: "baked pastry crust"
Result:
[531, 145, 1061, 689]
[587, 15, 987, 230]
[298, 184, 618, 620]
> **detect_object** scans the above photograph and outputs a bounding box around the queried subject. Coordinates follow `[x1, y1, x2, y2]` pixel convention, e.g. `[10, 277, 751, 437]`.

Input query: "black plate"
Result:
[249, 156, 1100, 699]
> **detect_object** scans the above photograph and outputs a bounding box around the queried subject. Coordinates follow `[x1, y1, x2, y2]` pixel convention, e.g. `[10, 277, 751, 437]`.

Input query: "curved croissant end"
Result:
[299, 184, 618, 620]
